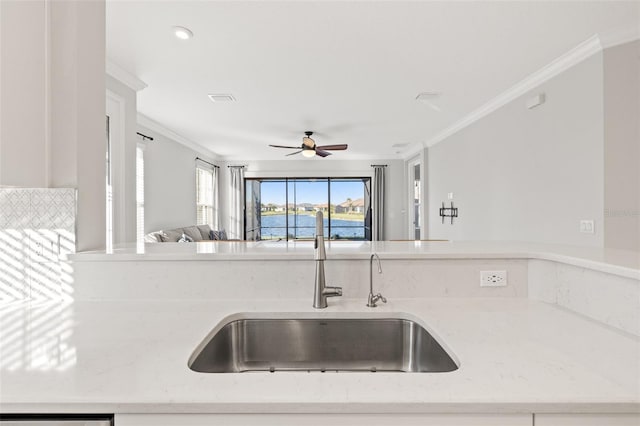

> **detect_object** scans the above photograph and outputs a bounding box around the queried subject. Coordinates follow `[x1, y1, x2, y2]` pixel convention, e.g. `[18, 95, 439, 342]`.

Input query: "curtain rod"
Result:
[227, 165, 246, 168]
[371, 164, 388, 167]
[136, 132, 154, 141]
[195, 157, 219, 168]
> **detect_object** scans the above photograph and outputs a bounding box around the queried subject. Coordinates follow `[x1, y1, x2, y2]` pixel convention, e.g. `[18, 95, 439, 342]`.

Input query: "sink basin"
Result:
[188, 317, 458, 373]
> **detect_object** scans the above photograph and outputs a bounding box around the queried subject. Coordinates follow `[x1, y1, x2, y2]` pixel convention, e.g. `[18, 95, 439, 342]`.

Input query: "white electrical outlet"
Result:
[480, 271, 507, 287]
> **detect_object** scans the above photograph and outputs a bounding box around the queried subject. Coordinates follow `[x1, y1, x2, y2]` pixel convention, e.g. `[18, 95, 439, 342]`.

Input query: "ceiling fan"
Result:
[269, 131, 348, 158]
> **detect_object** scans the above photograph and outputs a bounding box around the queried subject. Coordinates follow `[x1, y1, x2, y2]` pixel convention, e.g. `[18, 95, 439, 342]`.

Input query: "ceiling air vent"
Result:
[208, 94, 236, 102]
[415, 92, 441, 102]
[415, 92, 442, 111]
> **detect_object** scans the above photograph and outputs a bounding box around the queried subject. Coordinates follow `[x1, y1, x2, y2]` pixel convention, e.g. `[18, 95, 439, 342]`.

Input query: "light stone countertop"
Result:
[0, 298, 638, 414]
[67, 241, 640, 279]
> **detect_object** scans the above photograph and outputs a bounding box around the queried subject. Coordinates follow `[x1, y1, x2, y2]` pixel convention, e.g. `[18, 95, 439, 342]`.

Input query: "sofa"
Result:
[144, 224, 228, 243]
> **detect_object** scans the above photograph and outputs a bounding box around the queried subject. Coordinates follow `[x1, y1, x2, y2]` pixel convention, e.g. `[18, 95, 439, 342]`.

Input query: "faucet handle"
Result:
[367, 293, 387, 307]
[323, 286, 342, 298]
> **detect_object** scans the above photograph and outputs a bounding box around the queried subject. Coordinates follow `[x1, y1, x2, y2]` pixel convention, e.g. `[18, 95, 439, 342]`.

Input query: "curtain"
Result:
[372, 165, 386, 241]
[229, 166, 245, 239]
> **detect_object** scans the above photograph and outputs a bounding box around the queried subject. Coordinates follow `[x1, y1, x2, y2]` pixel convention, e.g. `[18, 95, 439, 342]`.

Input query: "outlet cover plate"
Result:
[480, 270, 507, 287]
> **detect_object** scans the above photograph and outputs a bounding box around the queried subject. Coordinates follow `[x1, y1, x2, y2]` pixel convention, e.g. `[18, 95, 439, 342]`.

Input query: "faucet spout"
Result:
[314, 211, 326, 261]
[313, 211, 341, 309]
[367, 253, 386, 308]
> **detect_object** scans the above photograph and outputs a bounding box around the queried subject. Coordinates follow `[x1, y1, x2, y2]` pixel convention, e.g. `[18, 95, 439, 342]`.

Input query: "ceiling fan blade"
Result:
[315, 149, 332, 157]
[286, 150, 303, 156]
[315, 144, 348, 151]
[270, 144, 302, 149]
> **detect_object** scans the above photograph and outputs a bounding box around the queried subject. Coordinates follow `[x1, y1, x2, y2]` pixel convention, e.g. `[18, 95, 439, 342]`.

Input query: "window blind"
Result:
[196, 164, 215, 227]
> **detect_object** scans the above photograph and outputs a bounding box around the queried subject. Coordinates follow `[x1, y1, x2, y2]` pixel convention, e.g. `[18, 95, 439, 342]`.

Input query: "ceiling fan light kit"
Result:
[269, 131, 348, 158]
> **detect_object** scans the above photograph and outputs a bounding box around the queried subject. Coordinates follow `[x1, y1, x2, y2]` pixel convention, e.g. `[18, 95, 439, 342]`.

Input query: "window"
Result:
[245, 177, 371, 241]
[196, 163, 215, 227]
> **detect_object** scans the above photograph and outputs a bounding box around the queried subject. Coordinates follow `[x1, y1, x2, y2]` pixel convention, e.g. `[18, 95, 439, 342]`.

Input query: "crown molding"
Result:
[425, 34, 603, 148]
[106, 60, 147, 92]
[137, 113, 220, 160]
[400, 143, 425, 161]
[599, 25, 640, 49]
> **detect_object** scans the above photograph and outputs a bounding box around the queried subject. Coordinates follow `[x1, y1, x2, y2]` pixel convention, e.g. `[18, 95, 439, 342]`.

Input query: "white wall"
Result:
[427, 53, 605, 246]
[106, 75, 138, 243]
[140, 125, 218, 233]
[0, 0, 106, 251]
[603, 40, 640, 251]
[53, 0, 106, 252]
[222, 159, 406, 240]
[0, 0, 47, 186]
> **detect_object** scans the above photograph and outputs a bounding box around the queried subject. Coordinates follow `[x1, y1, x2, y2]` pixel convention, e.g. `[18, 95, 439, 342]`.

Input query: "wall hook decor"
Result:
[439, 202, 458, 224]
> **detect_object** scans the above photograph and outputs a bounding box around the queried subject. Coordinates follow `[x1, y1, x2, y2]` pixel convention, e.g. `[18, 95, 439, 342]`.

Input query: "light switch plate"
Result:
[580, 220, 595, 234]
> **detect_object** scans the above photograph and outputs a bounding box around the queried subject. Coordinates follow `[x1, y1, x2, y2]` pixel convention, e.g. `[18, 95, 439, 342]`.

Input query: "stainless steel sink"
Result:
[188, 317, 458, 373]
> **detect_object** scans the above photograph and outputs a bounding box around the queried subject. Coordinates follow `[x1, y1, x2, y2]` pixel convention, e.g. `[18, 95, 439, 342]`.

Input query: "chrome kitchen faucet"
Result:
[313, 211, 342, 308]
[367, 253, 387, 307]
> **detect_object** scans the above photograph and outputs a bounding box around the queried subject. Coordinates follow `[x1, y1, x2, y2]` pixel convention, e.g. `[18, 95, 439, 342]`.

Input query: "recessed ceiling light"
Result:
[208, 94, 236, 102]
[173, 26, 193, 40]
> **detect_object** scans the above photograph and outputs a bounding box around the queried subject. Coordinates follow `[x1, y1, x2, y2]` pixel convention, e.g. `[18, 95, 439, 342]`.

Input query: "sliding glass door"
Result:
[245, 177, 371, 241]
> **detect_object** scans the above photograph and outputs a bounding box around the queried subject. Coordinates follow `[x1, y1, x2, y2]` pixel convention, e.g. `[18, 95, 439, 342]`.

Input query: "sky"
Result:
[256, 179, 366, 205]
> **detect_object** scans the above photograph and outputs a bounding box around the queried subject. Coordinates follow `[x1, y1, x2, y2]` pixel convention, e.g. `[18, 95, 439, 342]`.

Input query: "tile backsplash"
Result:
[0, 188, 76, 300]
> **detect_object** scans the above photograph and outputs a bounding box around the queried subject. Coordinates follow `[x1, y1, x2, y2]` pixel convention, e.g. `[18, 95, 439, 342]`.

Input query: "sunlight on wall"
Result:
[0, 189, 76, 301]
[0, 301, 77, 372]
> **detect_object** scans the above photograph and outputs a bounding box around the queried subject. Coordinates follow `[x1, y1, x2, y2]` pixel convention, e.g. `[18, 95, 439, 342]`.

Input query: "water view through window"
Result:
[245, 178, 371, 241]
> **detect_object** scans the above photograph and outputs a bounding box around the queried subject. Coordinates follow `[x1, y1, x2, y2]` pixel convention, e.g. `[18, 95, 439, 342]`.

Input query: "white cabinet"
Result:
[0, 420, 110, 426]
[535, 414, 640, 426]
[116, 413, 532, 426]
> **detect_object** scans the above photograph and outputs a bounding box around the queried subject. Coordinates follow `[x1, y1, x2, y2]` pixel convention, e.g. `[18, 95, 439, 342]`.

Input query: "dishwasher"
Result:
[0, 415, 112, 426]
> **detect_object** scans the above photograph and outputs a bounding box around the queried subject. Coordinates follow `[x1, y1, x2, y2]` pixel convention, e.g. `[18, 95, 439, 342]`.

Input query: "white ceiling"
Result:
[106, 1, 639, 161]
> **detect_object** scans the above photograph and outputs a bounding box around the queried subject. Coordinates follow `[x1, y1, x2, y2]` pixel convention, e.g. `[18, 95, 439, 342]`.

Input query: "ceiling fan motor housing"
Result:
[302, 137, 315, 149]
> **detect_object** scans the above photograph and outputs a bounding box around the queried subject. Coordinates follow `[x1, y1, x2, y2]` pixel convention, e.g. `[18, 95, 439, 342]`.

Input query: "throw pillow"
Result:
[183, 226, 203, 242]
[144, 232, 163, 243]
[178, 233, 194, 243]
[197, 224, 212, 240]
[160, 229, 183, 242]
